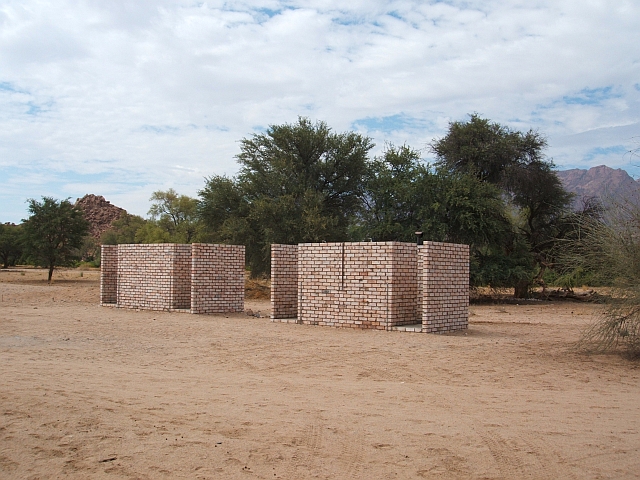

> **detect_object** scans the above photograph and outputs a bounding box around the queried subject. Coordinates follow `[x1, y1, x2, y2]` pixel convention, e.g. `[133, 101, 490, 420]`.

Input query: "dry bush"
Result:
[562, 198, 640, 358]
[245, 274, 270, 300]
[578, 301, 640, 358]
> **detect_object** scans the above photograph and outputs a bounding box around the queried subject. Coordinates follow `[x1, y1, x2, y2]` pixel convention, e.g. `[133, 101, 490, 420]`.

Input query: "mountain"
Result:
[556, 165, 640, 209]
[75, 194, 126, 240]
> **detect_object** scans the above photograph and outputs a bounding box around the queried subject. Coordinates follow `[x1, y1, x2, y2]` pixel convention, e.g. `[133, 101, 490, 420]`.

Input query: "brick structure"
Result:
[115, 244, 191, 311]
[270, 241, 468, 333]
[271, 244, 298, 319]
[191, 244, 244, 314]
[172, 245, 192, 310]
[296, 242, 419, 330]
[100, 245, 118, 305]
[100, 243, 245, 314]
[420, 241, 469, 333]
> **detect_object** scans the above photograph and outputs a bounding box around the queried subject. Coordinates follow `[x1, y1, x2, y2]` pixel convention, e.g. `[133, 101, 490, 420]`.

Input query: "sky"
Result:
[1, 0, 639, 223]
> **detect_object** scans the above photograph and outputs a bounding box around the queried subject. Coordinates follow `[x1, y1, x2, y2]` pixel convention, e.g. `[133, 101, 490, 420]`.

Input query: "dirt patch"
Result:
[1, 269, 639, 478]
[245, 274, 270, 300]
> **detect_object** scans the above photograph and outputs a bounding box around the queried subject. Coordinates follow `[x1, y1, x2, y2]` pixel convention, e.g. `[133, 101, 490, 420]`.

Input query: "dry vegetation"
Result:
[558, 199, 640, 358]
[244, 273, 270, 300]
[1, 268, 639, 479]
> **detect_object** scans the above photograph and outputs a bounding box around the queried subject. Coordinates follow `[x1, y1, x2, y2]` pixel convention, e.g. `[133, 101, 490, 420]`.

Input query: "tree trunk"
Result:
[48, 264, 54, 283]
[514, 279, 530, 299]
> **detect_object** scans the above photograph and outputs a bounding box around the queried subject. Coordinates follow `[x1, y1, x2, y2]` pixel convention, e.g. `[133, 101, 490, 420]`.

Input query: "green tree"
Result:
[199, 117, 373, 275]
[100, 213, 148, 245]
[22, 197, 89, 282]
[359, 145, 522, 287]
[148, 189, 200, 243]
[198, 175, 260, 268]
[0, 223, 23, 268]
[134, 222, 172, 244]
[432, 114, 572, 297]
[358, 145, 426, 242]
[504, 158, 574, 294]
[430, 114, 547, 185]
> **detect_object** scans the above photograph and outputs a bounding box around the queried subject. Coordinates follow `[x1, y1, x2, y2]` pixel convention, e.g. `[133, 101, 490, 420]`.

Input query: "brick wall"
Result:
[297, 242, 345, 327]
[100, 245, 118, 305]
[190, 243, 245, 314]
[420, 241, 469, 333]
[171, 244, 192, 310]
[389, 242, 419, 326]
[271, 244, 298, 319]
[116, 244, 177, 311]
[274, 241, 468, 333]
[101, 243, 245, 314]
[296, 242, 419, 330]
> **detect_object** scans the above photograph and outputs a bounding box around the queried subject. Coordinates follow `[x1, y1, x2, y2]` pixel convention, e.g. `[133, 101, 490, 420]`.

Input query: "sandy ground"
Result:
[1, 269, 639, 479]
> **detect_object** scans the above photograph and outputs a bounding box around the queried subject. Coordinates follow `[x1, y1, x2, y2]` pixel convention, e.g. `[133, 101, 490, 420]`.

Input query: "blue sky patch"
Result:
[332, 13, 367, 26]
[251, 6, 295, 23]
[140, 125, 180, 135]
[203, 124, 230, 132]
[563, 86, 619, 106]
[255, 7, 281, 18]
[0, 81, 31, 96]
[584, 145, 627, 161]
[0, 82, 19, 93]
[352, 114, 430, 134]
[251, 124, 268, 133]
[26, 101, 51, 116]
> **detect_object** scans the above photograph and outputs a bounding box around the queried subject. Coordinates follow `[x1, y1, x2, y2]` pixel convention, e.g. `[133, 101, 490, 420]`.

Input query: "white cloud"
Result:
[1, 0, 639, 221]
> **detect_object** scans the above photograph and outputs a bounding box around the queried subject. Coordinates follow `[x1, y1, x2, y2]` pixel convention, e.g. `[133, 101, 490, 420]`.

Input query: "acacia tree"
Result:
[504, 158, 573, 292]
[358, 145, 426, 242]
[199, 117, 373, 275]
[148, 189, 200, 243]
[198, 175, 258, 266]
[432, 114, 572, 297]
[22, 197, 89, 282]
[359, 145, 521, 286]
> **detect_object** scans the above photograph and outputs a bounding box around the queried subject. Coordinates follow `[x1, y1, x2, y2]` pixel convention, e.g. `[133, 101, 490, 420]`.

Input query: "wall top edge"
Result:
[112, 241, 468, 249]
[109, 243, 244, 248]
[419, 241, 470, 249]
[298, 241, 413, 247]
[191, 243, 245, 250]
[295, 241, 468, 248]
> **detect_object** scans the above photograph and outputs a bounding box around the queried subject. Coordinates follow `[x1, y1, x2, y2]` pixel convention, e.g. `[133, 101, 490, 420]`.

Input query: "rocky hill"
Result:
[75, 194, 126, 240]
[557, 165, 640, 209]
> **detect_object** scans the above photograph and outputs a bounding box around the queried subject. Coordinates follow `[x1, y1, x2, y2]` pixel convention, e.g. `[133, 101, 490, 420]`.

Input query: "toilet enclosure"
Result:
[100, 243, 245, 314]
[271, 241, 469, 333]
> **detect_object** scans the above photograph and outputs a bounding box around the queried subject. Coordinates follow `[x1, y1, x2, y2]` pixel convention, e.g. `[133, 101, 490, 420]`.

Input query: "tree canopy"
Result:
[358, 144, 521, 286]
[199, 117, 373, 275]
[148, 189, 200, 243]
[100, 213, 148, 245]
[195, 115, 574, 292]
[14, 115, 576, 297]
[100, 190, 203, 247]
[0, 223, 23, 268]
[22, 197, 89, 282]
[432, 114, 573, 296]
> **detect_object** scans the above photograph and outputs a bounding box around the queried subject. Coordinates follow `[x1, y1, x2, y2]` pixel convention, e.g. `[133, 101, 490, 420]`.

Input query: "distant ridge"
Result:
[557, 165, 640, 208]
